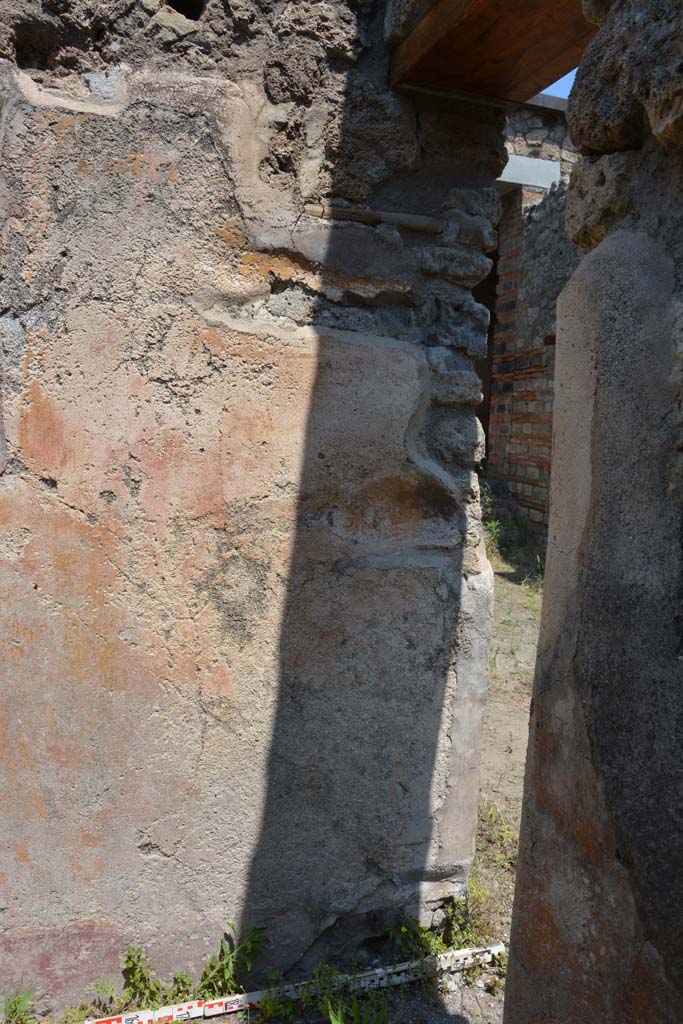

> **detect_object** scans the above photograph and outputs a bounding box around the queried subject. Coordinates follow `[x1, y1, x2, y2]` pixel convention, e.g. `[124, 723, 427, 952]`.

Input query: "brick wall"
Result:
[488, 188, 554, 524]
[484, 106, 583, 526]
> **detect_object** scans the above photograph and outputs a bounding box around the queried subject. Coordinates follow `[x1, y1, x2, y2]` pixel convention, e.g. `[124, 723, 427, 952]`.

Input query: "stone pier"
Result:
[0, 1, 501, 1007]
[505, 2, 683, 1020]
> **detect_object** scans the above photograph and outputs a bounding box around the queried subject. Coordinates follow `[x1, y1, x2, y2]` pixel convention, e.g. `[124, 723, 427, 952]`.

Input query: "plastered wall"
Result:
[0, 1, 504, 1007]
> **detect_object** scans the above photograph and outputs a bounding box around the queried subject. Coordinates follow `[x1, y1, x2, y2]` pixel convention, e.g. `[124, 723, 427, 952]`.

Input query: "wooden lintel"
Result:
[391, 0, 596, 104]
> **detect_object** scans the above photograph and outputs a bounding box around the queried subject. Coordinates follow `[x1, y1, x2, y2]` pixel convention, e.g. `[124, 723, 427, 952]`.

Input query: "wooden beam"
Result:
[391, 0, 596, 103]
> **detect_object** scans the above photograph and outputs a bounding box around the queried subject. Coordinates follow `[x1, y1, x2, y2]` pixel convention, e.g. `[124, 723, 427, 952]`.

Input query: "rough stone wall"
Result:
[487, 107, 581, 524]
[506, 1, 683, 1020]
[516, 185, 582, 347]
[384, 0, 436, 45]
[0, 0, 505, 1008]
[488, 183, 583, 524]
[505, 104, 577, 179]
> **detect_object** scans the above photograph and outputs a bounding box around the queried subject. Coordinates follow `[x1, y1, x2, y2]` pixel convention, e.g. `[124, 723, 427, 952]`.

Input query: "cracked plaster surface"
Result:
[0, 1, 504, 1006]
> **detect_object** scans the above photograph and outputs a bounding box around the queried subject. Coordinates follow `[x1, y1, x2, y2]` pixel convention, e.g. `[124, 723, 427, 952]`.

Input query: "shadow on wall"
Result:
[240, 1, 503, 979]
[0, 0, 502, 1008]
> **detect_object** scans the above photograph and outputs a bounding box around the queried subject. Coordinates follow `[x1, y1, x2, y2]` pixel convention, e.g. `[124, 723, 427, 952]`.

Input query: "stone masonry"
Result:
[486, 105, 582, 526]
[0, 0, 504, 1008]
[506, 1, 683, 1020]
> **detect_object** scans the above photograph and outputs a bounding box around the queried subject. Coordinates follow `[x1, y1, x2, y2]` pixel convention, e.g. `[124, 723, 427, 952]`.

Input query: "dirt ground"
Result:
[371, 536, 544, 1024]
[367, 537, 543, 1024]
[465, 542, 543, 1022]
[480, 550, 542, 814]
[435, 539, 543, 1024]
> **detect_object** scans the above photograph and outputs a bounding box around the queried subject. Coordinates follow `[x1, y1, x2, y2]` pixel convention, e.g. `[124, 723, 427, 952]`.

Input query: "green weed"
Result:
[484, 951, 508, 996]
[3, 913, 504, 1024]
[482, 804, 518, 873]
[385, 875, 503, 993]
[452, 875, 496, 989]
[91, 981, 118, 1007]
[484, 518, 502, 554]
[443, 877, 489, 952]
[61, 1005, 95, 1024]
[119, 947, 195, 1009]
[30, 927, 268, 1024]
[195, 926, 266, 1000]
[301, 963, 345, 1015]
[121, 947, 164, 1009]
[257, 992, 295, 1023]
[326, 991, 388, 1024]
[490, 511, 529, 557]
[3, 989, 37, 1024]
[485, 512, 532, 558]
[480, 480, 494, 522]
[524, 555, 545, 594]
[61, 1008, 81, 1024]
[389, 916, 447, 960]
[481, 480, 533, 561]
[256, 971, 297, 1023]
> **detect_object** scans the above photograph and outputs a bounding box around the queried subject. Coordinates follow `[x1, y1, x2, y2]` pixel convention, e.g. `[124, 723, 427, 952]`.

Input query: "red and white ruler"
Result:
[85, 943, 505, 1024]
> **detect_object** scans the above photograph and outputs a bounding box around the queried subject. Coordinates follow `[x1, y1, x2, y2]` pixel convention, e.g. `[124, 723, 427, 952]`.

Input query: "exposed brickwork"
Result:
[487, 188, 554, 523]
[486, 106, 582, 525]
